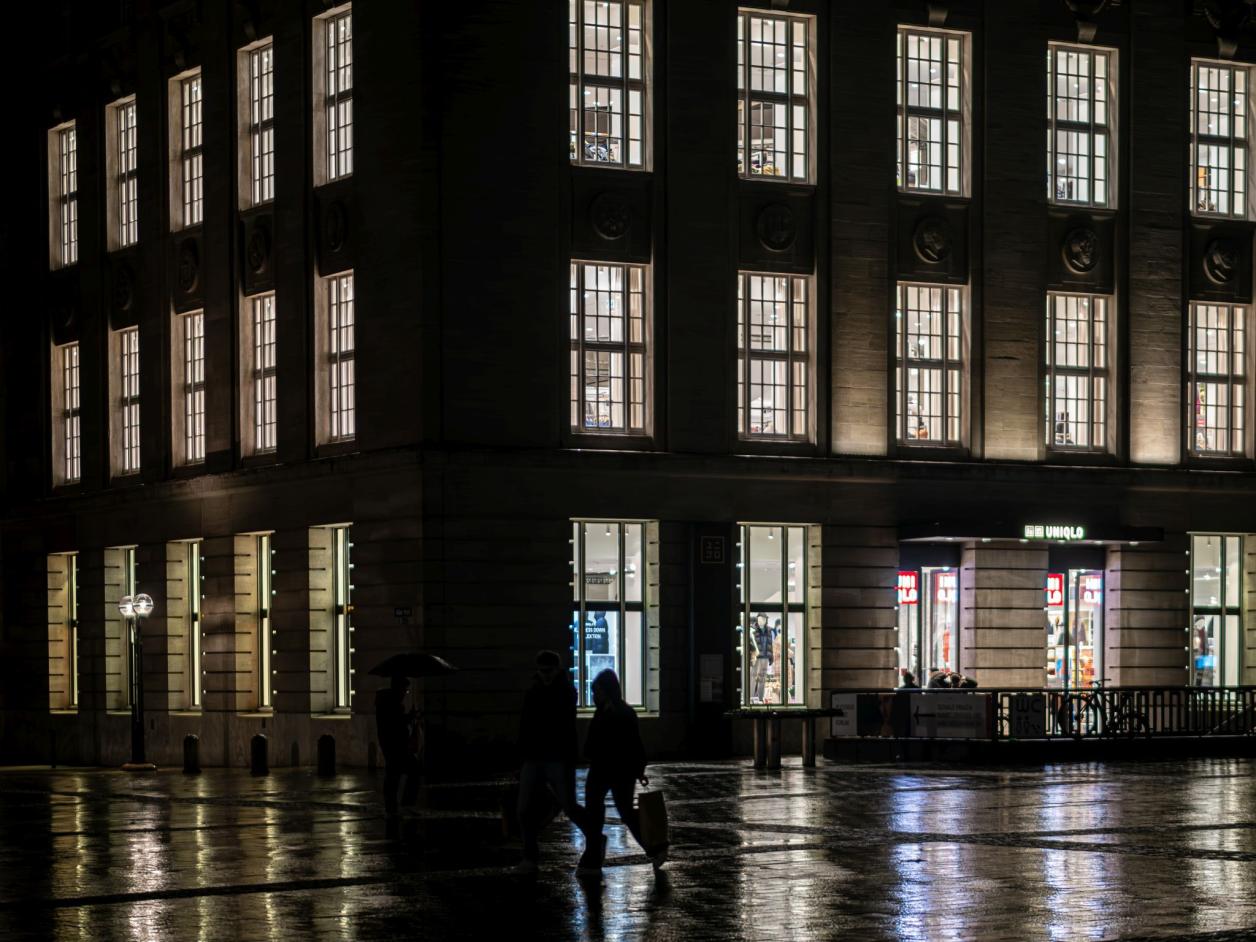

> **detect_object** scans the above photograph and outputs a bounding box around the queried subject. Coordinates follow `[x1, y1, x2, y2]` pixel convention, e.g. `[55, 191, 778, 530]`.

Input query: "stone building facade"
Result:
[4, 0, 1256, 768]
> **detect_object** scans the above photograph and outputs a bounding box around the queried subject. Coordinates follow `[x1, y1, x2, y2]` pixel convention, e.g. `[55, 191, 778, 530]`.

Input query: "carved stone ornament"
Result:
[1062, 227, 1099, 274]
[113, 264, 135, 311]
[325, 201, 348, 253]
[755, 202, 796, 253]
[913, 216, 952, 264]
[1204, 238, 1240, 284]
[177, 238, 200, 294]
[246, 224, 271, 274]
[52, 305, 76, 332]
[590, 191, 631, 241]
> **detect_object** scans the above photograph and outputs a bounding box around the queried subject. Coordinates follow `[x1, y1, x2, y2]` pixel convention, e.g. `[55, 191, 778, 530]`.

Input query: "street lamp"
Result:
[120, 592, 156, 771]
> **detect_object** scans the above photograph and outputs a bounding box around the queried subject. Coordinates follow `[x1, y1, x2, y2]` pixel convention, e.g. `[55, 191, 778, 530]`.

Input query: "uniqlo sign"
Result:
[897, 571, 919, 605]
[1046, 573, 1064, 607]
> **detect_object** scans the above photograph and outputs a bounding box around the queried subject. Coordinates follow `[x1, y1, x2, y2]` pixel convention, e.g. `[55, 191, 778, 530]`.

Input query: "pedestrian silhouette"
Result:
[376, 675, 420, 818]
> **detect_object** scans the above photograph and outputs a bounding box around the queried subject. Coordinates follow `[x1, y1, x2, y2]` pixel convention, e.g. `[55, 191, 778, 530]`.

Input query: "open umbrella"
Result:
[369, 652, 458, 678]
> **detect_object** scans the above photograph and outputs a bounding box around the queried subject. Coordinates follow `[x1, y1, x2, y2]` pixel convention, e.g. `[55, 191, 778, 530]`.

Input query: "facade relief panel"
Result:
[315, 179, 355, 277]
[1189, 222, 1254, 304]
[240, 209, 275, 295]
[1047, 209, 1115, 295]
[895, 198, 968, 285]
[738, 183, 814, 274]
[570, 169, 652, 264]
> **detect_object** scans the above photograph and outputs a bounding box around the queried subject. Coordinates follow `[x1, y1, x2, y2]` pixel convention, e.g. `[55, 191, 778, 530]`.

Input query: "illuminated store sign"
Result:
[1046, 573, 1064, 607]
[1023, 524, 1086, 541]
[897, 571, 919, 605]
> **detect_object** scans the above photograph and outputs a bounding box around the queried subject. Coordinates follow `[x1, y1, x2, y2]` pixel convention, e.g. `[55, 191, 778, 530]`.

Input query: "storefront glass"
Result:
[738, 524, 806, 706]
[571, 521, 646, 707]
[1045, 569, 1103, 688]
[896, 566, 958, 682]
[1190, 534, 1243, 686]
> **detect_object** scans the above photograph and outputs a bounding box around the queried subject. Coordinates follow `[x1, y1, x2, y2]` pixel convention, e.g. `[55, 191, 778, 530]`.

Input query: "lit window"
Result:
[118, 328, 141, 475]
[109, 97, 139, 248]
[1190, 534, 1243, 686]
[737, 524, 807, 707]
[174, 540, 204, 710]
[48, 552, 79, 711]
[1045, 294, 1109, 451]
[180, 311, 206, 465]
[895, 283, 963, 445]
[1047, 45, 1114, 208]
[571, 521, 648, 708]
[53, 342, 80, 485]
[106, 545, 137, 711]
[332, 526, 352, 712]
[569, 0, 648, 168]
[247, 43, 275, 205]
[569, 261, 648, 435]
[736, 272, 810, 440]
[257, 533, 274, 710]
[737, 10, 812, 181]
[1188, 302, 1247, 456]
[1191, 61, 1251, 218]
[174, 72, 204, 228]
[328, 273, 355, 441]
[319, 8, 353, 183]
[252, 294, 278, 453]
[897, 28, 967, 195]
[49, 122, 77, 267]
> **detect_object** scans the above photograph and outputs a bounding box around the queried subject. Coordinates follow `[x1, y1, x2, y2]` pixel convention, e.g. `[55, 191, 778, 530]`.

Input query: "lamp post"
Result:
[120, 592, 156, 771]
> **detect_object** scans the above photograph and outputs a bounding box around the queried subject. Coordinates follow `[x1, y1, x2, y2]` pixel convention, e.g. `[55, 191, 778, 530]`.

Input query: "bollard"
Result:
[317, 734, 336, 777]
[250, 733, 269, 776]
[183, 734, 201, 774]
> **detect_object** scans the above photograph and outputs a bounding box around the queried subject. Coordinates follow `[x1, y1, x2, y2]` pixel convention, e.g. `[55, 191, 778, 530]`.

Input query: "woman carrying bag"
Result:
[576, 669, 669, 876]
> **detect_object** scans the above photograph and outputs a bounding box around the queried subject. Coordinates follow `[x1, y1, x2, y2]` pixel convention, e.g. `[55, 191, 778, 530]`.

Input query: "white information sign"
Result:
[1009, 692, 1046, 739]
[829, 693, 858, 737]
[909, 692, 989, 738]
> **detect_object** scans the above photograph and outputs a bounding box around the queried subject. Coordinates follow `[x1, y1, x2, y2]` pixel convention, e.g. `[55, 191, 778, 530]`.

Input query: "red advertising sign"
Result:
[935, 570, 957, 604]
[897, 571, 919, 605]
[1046, 573, 1064, 607]
[1081, 574, 1101, 605]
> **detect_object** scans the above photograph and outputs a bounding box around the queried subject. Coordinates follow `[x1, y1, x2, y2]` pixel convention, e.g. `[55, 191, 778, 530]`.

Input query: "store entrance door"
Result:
[896, 566, 959, 683]
[1045, 569, 1104, 689]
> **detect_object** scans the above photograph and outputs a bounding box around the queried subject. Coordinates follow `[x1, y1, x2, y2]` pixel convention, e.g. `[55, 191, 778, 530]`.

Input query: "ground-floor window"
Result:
[47, 552, 79, 710]
[1190, 534, 1243, 686]
[1045, 569, 1104, 688]
[896, 567, 958, 682]
[737, 524, 806, 706]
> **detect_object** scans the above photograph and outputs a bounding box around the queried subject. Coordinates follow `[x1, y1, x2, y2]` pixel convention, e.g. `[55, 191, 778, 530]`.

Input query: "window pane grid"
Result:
[331, 526, 352, 711]
[737, 273, 810, 440]
[1047, 46, 1112, 207]
[60, 343, 81, 484]
[180, 75, 203, 227]
[249, 45, 275, 205]
[1045, 294, 1108, 450]
[57, 126, 78, 266]
[253, 294, 278, 453]
[329, 273, 355, 441]
[1192, 62, 1249, 219]
[326, 11, 353, 181]
[183, 312, 205, 464]
[116, 101, 139, 247]
[571, 520, 647, 708]
[896, 283, 963, 444]
[736, 524, 807, 707]
[897, 29, 964, 195]
[569, 1, 647, 168]
[120, 328, 141, 474]
[1189, 302, 1247, 456]
[257, 533, 273, 709]
[570, 262, 648, 434]
[738, 11, 810, 181]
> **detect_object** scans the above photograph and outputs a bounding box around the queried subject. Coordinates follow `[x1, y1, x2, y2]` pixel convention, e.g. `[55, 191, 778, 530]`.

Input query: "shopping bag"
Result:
[637, 788, 669, 852]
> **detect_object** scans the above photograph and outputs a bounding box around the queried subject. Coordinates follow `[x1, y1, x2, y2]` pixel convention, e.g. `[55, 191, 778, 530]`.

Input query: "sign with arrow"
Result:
[909, 692, 989, 738]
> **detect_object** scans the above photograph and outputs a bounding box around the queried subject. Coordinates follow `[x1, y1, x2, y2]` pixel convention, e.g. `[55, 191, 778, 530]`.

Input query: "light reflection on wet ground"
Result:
[3, 759, 1256, 940]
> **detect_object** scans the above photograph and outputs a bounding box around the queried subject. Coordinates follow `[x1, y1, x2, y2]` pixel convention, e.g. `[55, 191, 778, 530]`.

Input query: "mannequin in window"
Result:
[750, 613, 773, 703]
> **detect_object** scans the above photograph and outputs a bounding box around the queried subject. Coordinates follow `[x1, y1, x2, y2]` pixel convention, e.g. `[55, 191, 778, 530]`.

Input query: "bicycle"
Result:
[1054, 680, 1151, 740]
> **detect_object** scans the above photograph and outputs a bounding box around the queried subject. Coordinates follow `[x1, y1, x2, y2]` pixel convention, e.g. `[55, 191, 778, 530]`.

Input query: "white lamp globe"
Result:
[117, 595, 135, 618]
[133, 593, 154, 618]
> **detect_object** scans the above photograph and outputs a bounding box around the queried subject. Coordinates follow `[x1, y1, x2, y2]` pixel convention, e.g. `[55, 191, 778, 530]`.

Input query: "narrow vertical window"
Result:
[737, 525, 807, 707]
[252, 294, 278, 453]
[249, 44, 275, 205]
[181, 312, 205, 465]
[111, 98, 139, 248]
[48, 552, 79, 711]
[1190, 534, 1244, 686]
[1047, 45, 1115, 208]
[187, 541, 203, 710]
[569, 0, 648, 168]
[897, 28, 967, 195]
[49, 122, 78, 267]
[1191, 61, 1251, 218]
[569, 261, 648, 435]
[1188, 302, 1247, 456]
[53, 342, 81, 485]
[324, 8, 353, 182]
[737, 10, 812, 181]
[570, 521, 648, 707]
[896, 283, 963, 445]
[257, 533, 273, 710]
[1045, 294, 1109, 451]
[119, 328, 141, 474]
[328, 273, 355, 441]
[331, 526, 353, 711]
[177, 72, 204, 228]
[736, 272, 810, 441]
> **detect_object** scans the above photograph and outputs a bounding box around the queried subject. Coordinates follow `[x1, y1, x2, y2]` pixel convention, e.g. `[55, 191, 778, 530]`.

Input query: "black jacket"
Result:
[375, 688, 411, 757]
[518, 673, 579, 763]
[585, 699, 646, 780]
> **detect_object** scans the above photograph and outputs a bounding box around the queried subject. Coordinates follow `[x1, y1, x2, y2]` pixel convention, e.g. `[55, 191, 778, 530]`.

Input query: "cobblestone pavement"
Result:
[4, 758, 1256, 940]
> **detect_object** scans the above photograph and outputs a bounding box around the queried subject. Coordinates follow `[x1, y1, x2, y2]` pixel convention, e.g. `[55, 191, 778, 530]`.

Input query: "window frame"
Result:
[48, 121, 78, 268]
[736, 523, 809, 709]
[315, 6, 353, 185]
[52, 341, 81, 486]
[1189, 534, 1244, 687]
[331, 525, 353, 713]
[183, 540, 203, 711]
[1046, 44, 1116, 209]
[897, 26, 969, 197]
[251, 293, 278, 454]
[569, 0, 650, 170]
[169, 70, 204, 230]
[257, 532, 274, 710]
[1044, 293, 1110, 453]
[108, 96, 140, 250]
[118, 327, 141, 476]
[327, 273, 355, 443]
[178, 310, 206, 466]
[737, 8, 814, 183]
[736, 271, 812, 442]
[1187, 301, 1248, 458]
[1190, 59, 1252, 220]
[895, 282, 965, 447]
[246, 42, 276, 206]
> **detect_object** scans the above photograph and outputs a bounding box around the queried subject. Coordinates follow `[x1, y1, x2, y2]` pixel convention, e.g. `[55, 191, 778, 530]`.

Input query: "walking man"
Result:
[376, 674, 420, 817]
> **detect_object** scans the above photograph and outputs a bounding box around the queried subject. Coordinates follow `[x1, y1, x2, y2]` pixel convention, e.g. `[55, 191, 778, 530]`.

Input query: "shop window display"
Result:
[897, 27, 966, 195]
[736, 272, 810, 440]
[1188, 302, 1246, 457]
[1190, 534, 1243, 687]
[1045, 570, 1103, 688]
[1045, 294, 1108, 451]
[737, 10, 811, 182]
[1046, 45, 1114, 208]
[570, 262, 648, 435]
[1190, 61, 1251, 218]
[736, 525, 806, 707]
[569, 1, 647, 169]
[895, 568, 958, 682]
[895, 283, 963, 445]
[571, 521, 646, 707]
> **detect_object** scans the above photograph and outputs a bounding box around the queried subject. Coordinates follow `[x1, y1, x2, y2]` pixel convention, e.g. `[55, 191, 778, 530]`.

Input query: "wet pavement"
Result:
[3, 758, 1256, 941]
